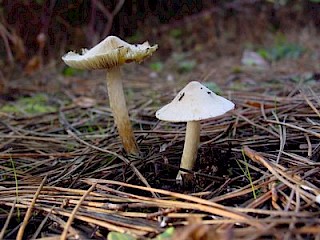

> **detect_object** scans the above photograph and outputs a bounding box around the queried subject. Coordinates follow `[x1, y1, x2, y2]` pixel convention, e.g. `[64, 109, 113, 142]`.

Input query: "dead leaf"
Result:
[12, 33, 26, 62]
[24, 55, 41, 75]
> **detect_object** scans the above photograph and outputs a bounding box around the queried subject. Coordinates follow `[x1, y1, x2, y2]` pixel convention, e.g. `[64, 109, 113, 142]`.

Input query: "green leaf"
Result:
[203, 82, 222, 95]
[169, 28, 183, 38]
[152, 227, 175, 240]
[35, 0, 45, 5]
[257, 42, 304, 61]
[150, 62, 164, 72]
[178, 60, 196, 73]
[62, 66, 82, 77]
[257, 49, 269, 60]
[107, 232, 136, 240]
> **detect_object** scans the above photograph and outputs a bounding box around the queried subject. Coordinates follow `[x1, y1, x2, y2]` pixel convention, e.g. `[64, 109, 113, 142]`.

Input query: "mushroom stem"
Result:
[177, 121, 200, 180]
[106, 66, 139, 155]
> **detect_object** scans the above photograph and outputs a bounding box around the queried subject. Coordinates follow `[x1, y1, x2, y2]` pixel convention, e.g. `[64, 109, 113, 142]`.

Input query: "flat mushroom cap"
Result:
[62, 36, 158, 70]
[156, 81, 235, 122]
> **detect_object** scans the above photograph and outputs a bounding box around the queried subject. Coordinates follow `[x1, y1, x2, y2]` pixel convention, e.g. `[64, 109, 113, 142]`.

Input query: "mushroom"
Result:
[62, 36, 158, 155]
[156, 81, 235, 180]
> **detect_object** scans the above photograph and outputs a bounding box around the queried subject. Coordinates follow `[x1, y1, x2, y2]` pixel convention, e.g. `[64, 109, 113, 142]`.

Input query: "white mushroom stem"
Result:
[177, 120, 200, 180]
[106, 66, 139, 155]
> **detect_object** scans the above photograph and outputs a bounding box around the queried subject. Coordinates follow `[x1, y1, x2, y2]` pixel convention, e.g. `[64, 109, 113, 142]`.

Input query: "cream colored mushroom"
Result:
[62, 36, 158, 155]
[156, 81, 235, 181]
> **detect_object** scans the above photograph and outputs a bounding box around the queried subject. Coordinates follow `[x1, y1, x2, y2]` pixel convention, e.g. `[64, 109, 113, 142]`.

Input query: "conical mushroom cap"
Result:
[62, 36, 158, 70]
[156, 81, 235, 122]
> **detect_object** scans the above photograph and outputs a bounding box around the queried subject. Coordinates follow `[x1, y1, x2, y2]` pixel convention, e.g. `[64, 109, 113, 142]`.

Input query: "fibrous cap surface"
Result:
[62, 36, 158, 70]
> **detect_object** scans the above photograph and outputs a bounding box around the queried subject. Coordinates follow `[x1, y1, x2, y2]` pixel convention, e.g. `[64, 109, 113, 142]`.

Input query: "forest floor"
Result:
[0, 28, 320, 240]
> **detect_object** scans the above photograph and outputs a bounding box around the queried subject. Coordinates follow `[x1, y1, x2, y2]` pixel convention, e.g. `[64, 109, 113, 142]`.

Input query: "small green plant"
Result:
[172, 53, 196, 73]
[107, 232, 135, 240]
[0, 94, 57, 115]
[178, 60, 196, 73]
[169, 28, 183, 39]
[107, 227, 174, 240]
[35, 0, 45, 4]
[126, 32, 143, 43]
[153, 227, 174, 239]
[62, 66, 83, 77]
[231, 66, 243, 74]
[257, 35, 304, 62]
[150, 62, 164, 72]
[203, 82, 222, 95]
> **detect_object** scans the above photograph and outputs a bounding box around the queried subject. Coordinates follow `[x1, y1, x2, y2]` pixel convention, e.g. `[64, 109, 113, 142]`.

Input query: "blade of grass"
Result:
[235, 149, 257, 199]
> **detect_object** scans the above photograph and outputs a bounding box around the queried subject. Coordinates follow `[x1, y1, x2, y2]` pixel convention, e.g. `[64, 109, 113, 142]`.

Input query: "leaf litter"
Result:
[1, 43, 320, 240]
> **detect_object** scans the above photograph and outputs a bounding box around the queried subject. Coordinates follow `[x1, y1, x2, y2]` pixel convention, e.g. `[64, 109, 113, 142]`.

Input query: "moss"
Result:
[0, 94, 57, 115]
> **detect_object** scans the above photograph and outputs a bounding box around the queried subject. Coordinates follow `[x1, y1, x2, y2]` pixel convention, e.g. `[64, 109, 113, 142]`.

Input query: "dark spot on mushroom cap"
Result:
[200, 87, 203, 89]
[207, 91, 211, 94]
[178, 92, 185, 101]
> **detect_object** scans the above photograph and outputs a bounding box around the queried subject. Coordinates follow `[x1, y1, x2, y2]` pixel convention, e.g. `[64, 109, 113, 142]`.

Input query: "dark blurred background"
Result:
[1, 0, 319, 66]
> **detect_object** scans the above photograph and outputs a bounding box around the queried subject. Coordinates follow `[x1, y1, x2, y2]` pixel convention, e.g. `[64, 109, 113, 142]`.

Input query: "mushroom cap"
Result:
[156, 81, 235, 122]
[62, 36, 158, 70]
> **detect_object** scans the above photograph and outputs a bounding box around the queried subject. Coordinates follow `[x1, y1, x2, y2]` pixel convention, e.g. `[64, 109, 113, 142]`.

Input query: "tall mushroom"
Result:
[156, 81, 235, 180]
[62, 36, 158, 155]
